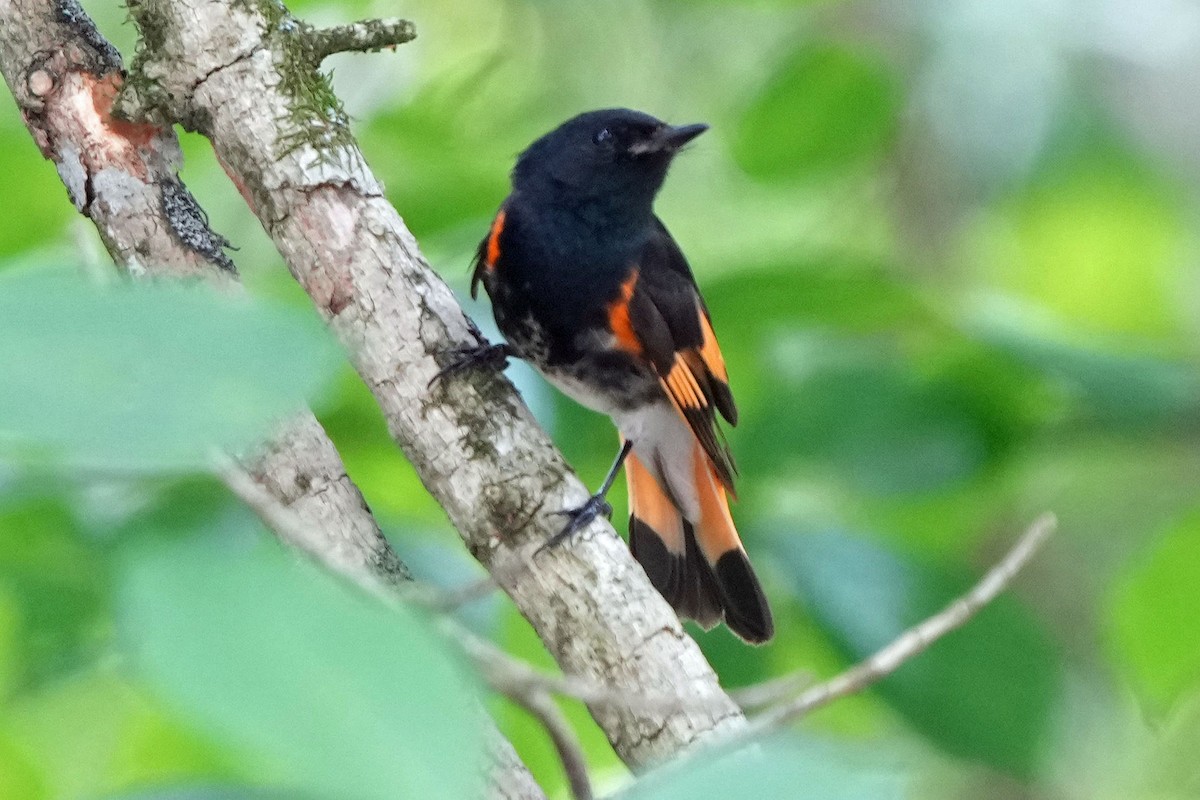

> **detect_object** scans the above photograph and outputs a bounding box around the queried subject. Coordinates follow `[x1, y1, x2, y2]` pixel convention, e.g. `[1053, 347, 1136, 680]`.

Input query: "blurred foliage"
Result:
[624, 736, 904, 800]
[0, 271, 340, 471]
[1109, 513, 1200, 714]
[3, 0, 1200, 797]
[733, 44, 899, 181]
[780, 528, 1058, 777]
[120, 539, 486, 800]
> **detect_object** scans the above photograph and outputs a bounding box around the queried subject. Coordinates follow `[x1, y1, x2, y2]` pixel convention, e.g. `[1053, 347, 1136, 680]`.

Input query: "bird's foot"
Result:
[428, 342, 513, 388]
[535, 494, 614, 555]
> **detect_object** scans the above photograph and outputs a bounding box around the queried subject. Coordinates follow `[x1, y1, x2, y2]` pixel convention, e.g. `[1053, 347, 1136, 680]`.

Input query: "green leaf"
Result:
[0, 497, 110, 694]
[622, 735, 904, 800]
[734, 45, 899, 180]
[118, 538, 485, 800]
[1109, 513, 1200, 711]
[778, 528, 1060, 777]
[0, 268, 340, 471]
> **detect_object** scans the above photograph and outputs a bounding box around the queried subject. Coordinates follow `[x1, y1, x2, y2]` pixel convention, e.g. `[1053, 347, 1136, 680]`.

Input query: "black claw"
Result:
[535, 494, 613, 556]
[428, 342, 513, 388]
[534, 441, 633, 557]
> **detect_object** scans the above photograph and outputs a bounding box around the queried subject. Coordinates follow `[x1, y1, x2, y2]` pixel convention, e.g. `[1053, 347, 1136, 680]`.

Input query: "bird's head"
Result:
[512, 108, 708, 210]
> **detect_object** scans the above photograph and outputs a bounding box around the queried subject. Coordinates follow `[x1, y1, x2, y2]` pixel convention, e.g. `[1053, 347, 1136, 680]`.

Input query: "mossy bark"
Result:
[112, 0, 746, 773]
[0, 3, 544, 798]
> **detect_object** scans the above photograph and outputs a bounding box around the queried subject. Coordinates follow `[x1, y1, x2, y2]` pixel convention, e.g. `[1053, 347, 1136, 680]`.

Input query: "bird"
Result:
[436, 108, 773, 643]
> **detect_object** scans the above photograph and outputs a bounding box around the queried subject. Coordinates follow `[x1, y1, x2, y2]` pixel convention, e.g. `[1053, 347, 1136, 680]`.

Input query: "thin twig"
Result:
[426, 574, 501, 612]
[745, 513, 1057, 736]
[728, 671, 814, 711]
[226, 453, 1056, 791]
[299, 18, 416, 64]
[512, 691, 593, 800]
[221, 453, 608, 798]
[450, 619, 704, 716]
[228, 461, 1057, 731]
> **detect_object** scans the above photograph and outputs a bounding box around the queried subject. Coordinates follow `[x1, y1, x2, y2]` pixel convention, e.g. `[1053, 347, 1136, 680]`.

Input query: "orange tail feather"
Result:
[626, 446, 774, 643]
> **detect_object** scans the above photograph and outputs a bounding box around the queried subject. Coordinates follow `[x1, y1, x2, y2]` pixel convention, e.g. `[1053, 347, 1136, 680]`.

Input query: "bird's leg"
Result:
[537, 439, 634, 554]
[428, 341, 516, 388]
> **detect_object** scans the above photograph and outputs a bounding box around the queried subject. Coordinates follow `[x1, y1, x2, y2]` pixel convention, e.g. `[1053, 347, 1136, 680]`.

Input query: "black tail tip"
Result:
[714, 550, 774, 644]
[629, 518, 774, 644]
[630, 519, 725, 631]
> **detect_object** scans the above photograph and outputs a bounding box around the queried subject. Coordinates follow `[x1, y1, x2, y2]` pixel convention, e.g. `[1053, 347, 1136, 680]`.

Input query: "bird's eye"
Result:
[593, 128, 613, 145]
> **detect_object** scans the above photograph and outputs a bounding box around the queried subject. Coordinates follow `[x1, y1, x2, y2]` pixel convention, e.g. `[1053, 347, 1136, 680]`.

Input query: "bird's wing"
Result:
[615, 220, 738, 493]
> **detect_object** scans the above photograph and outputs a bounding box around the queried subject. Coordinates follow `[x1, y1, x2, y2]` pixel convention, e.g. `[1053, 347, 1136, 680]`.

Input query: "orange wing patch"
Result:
[663, 355, 705, 410]
[659, 303, 732, 414]
[485, 210, 507, 271]
[607, 269, 643, 356]
[656, 303, 738, 494]
[697, 309, 729, 384]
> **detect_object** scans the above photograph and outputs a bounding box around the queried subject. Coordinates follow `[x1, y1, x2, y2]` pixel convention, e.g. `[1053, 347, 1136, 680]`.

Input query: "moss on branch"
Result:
[118, 0, 414, 162]
[298, 19, 416, 64]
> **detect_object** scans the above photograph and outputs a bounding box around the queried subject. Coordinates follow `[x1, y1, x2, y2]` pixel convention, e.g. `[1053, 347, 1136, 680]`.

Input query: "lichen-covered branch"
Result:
[114, 0, 744, 769]
[0, 0, 406, 588]
[237, 421, 411, 585]
[0, 0, 229, 278]
[298, 18, 416, 64]
[0, 3, 543, 797]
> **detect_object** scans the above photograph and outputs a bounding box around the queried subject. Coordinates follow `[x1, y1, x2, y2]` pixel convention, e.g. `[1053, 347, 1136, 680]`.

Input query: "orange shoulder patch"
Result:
[485, 210, 507, 271]
[607, 268, 643, 356]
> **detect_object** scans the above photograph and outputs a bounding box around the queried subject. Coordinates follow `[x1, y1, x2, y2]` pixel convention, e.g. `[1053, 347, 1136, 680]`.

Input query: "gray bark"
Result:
[112, 0, 745, 770]
[0, 0, 406, 587]
[0, 3, 545, 797]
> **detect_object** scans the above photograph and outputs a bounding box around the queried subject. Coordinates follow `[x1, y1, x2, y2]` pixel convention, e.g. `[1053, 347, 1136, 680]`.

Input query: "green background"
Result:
[2, 0, 1200, 797]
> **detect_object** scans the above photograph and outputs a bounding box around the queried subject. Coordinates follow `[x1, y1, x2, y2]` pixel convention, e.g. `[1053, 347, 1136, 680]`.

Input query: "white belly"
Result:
[612, 403, 702, 523]
[543, 371, 625, 417]
[542, 370, 701, 523]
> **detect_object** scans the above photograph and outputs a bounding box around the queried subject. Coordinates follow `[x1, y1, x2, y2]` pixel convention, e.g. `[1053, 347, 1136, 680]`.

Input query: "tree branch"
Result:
[0, 0, 408, 587]
[0, 0, 224, 278]
[515, 691, 594, 800]
[297, 18, 417, 64]
[0, 3, 542, 797]
[219, 454, 561, 799]
[738, 513, 1057, 740]
[115, 0, 745, 769]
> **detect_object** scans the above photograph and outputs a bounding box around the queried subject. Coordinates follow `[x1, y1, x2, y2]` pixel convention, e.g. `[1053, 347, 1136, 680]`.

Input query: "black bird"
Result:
[443, 108, 773, 643]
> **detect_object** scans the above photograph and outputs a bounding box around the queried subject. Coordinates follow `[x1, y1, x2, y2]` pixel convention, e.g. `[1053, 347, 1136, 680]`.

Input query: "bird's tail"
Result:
[626, 444, 774, 644]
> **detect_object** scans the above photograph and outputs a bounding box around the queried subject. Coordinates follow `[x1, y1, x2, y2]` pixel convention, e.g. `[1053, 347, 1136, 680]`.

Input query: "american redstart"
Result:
[438, 108, 773, 643]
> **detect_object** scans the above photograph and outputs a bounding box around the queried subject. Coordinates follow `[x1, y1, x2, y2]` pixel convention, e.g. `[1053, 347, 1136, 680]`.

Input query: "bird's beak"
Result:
[661, 122, 709, 149]
[629, 122, 710, 155]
